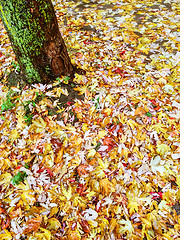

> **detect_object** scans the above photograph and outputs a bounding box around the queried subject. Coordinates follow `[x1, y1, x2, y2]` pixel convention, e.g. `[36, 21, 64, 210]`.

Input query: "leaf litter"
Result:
[0, 0, 180, 239]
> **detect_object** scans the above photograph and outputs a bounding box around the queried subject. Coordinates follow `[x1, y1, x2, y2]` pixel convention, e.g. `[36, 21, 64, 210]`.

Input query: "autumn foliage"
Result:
[0, 0, 180, 239]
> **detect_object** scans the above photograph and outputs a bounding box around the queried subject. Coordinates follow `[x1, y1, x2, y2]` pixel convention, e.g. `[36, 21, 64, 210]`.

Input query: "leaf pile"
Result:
[0, 0, 180, 239]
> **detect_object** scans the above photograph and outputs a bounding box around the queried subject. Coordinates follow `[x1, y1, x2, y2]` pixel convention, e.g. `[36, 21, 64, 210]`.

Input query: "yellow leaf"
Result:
[137, 44, 149, 54]
[99, 178, 115, 194]
[104, 108, 112, 116]
[74, 74, 84, 84]
[97, 130, 108, 140]
[139, 37, 151, 45]
[0, 173, 12, 184]
[119, 219, 134, 237]
[55, 148, 64, 163]
[158, 200, 171, 212]
[74, 137, 83, 146]
[73, 44, 80, 49]
[132, 146, 144, 159]
[118, 112, 127, 124]
[9, 129, 19, 142]
[156, 144, 170, 156]
[31, 117, 46, 133]
[82, 123, 89, 132]
[87, 149, 96, 159]
[127, 201, 140, 215]
[127, 119, 139, 130]
[47, 218, 61, 230]
[99, 218, 109, 230]
[16, 179, 30, 190]
[63, 201, 71, 213]
[61, 184, 72, 200]
[89, 106, 96, 115]
[110, 218, 117, 233]
[73, 195, 87, 208]
[16, 108, 26, 129]
[0, 230, 12, 240]
[42, 154, 54, 168]
[35, 228, 51, 240]
[48, 206, 59, 218]
[98, 158, 109, 170]
[176, 175, 180, 188]
[105, 94, 114, 104]
[141, 218, 152, 228]
[21, 190, 36, 205]
[73, 85, 87, 95]
[151, 123, 167, 133]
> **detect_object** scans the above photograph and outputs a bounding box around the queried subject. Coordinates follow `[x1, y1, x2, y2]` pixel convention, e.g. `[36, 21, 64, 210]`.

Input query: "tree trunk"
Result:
[0, 0, 75, 84]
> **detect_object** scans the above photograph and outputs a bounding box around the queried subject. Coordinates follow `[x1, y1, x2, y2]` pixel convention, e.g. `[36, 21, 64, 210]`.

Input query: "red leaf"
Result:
[67, 101, 74, 106]
[119, 50, 126, 55]
[46, 168, 54, 177]
[36, 168, 45, 173]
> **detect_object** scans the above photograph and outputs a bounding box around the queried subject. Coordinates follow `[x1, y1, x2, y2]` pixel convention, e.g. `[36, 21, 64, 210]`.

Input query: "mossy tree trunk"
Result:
[0, 0, 75, 84]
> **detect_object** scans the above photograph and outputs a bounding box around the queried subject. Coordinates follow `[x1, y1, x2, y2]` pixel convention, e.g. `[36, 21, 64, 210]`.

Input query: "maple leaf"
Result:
[61, 183, 72, 200]
[156, 144, 170, 156]
[9, 129, 19, 142]
[87, 149, 96, 158]
[150, 155, 165, 175]
[23, 215, 42, 234]
[31, 116, 47, 133]
[127, 119, 139, 130]
[83, 208, 98, 221]
[151, 123, 167, 134]
[97, 130, 108, 140]
[118, 219, 134, 237]
[21, 190, 36, 205]
[99, 178, 116, 194]
[127, 201, 140, 215]
[77, 164, 87, 176]
[98, 158, 109, 170]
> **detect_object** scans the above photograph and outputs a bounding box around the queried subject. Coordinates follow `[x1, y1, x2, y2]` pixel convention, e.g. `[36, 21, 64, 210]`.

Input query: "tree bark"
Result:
[0, 0, 75, 84]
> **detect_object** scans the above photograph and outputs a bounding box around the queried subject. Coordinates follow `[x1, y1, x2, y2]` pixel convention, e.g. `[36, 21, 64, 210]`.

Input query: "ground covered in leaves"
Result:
[0, 0, 180, 239]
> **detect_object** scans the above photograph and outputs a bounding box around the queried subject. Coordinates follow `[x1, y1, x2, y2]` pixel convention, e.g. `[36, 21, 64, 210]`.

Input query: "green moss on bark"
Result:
[0, 0, 57, 83]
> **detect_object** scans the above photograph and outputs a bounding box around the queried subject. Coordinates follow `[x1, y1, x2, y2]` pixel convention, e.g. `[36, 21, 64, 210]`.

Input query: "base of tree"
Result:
[4, 70, 84, 111]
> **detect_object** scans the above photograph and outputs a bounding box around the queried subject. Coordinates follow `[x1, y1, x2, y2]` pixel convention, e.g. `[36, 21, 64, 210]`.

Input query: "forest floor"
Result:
[0, 0, 180, 239]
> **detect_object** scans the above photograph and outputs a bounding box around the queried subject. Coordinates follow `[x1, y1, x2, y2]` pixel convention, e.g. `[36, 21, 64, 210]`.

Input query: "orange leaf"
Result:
[9, 207, 22, 219]
[103, 137, 113, 146]
[80, 219, 90, 233]
[77, 164, 87, 176]
[23, 215, 42, 234]
[135, 107, 146, 116]
[2, 216, 10, 230]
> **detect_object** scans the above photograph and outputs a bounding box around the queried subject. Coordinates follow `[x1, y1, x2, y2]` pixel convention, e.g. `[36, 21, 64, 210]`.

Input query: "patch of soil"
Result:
[51, 82, 84, 108]
[172, 202, 180, 216]
[5, 70, 27, 89]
